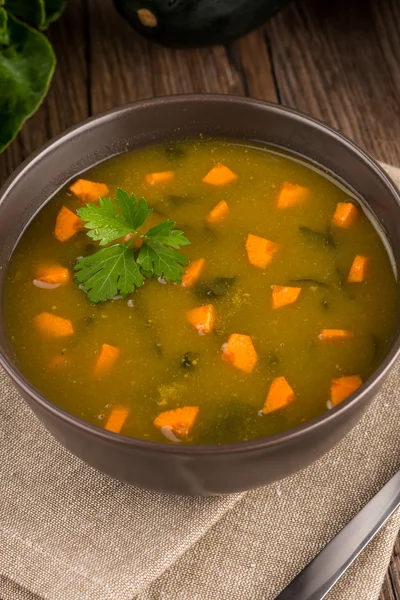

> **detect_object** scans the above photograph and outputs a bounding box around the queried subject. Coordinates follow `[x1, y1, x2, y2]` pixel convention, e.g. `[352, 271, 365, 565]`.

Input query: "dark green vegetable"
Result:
[168, 194, 192, 206]
[196, 400, 258, 444]
[194, 276, 236, 299]
[113, 0, 289, 48]
[181, 351, 199, 369]
[289, 278, 329, 289]
[266, 351, 279, 366]
[164, 144, 185, 160]
[0, 1, 65, 153]
[0, 12, 55, 152]
[299, 226, 336, 249]
[4, 0, 65, 29]
[0, 8, 9, 44]
[4, 0, 45, 28]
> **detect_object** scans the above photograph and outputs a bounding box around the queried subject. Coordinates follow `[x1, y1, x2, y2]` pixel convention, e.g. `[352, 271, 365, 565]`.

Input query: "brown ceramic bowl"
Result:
[1, 96, 399, 496]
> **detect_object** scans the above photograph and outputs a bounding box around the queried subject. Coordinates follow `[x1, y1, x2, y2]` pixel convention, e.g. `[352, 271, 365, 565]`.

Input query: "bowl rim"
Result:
[1, 93, 400, 456]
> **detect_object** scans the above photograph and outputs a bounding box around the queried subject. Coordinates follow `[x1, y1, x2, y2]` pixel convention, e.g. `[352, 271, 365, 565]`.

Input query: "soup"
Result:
[3, 139, 399, 445]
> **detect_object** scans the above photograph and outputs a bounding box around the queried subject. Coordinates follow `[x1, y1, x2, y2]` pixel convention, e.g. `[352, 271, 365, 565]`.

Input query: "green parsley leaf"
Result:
[145, 220, 190, 249]
[77, 188, 152, 246]
[75, 245, 144, 303]
[74, 188, 190, 303]
[137, 242, 188, 283]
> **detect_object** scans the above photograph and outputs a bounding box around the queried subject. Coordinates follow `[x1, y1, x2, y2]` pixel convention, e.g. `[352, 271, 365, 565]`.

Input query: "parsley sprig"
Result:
[74, 188, 189, 303]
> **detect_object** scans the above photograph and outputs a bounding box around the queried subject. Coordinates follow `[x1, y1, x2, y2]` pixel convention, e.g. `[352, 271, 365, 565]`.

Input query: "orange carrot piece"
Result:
[206, 200, 230, 224]
[246, 234, 279, 269]
[348, 255, 369, 282]
[69, 179, 109, 203]
[202, 164, 238, 186]
[153, 406, 199, 439]
[36, 265, 70, 285]
[277, 182, 309, 208]
[222, 333, 258, 374]
[34, 312, 74, 337]
[331, 202, 358, 228]
[318, 329, 353, 341]
[145, 171, 175, 185]
[49, 355, 69, 369]
[330, 375, 363, 406]
[94, 344, 120, 376]
[181, 258, 205, 288]
[272, 286, 301, 309]
[263, 376, 296, 415]
[104, 407, 129, 434]
[186, 304, 215, 334]
[54, 206, 84, 242]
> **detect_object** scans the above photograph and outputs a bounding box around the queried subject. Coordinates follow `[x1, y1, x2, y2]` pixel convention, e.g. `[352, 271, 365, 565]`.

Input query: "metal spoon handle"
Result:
[276, 469, 400, 600]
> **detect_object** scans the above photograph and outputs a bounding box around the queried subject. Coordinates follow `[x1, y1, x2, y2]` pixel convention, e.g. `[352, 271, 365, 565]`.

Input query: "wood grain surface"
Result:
[0, 0, 400, 596]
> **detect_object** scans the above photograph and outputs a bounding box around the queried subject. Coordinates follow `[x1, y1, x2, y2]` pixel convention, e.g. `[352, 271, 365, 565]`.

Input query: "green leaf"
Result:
[4, 0, 46, 28]
[4, 0, 65, 29]
[0, 13, 55, 152]
[0, 8, 9, 44]
[146, 220, 190, 249]
[137, 242, 188, 283]
[75, 245, 144, 303]
[114, 188, 153, 230]
[77, 189, 152, 246]
[42, 0, 65, 28]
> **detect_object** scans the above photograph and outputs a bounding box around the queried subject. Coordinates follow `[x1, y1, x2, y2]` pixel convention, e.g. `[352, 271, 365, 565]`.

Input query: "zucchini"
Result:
[113, 0, 289, 48]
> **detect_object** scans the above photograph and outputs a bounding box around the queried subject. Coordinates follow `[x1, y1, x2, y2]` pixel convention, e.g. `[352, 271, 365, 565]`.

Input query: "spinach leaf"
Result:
[0, 13, 55, 152]
[4, 0, 65, 29]
[194, 276, 236, 299]
[299, 226, 336, 249]
[43, 0, 65, 28]
[4, 0, 45, 28]
[0, 8, 9, 44]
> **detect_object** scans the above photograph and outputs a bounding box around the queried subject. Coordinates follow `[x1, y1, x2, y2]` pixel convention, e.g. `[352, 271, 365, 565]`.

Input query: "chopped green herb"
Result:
[299, 226, 336, 249]
[74, 188, 189, 303]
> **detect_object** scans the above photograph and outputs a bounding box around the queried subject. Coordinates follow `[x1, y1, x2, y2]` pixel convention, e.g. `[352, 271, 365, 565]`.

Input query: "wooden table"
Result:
[1, 0, 399, 597]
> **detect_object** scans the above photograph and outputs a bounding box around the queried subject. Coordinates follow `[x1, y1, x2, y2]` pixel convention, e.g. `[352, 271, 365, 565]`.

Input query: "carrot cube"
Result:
[331, 202, 358, 228]
[34, 312, 74, 337]
[206, 200, 229, 224]
[94, 343, 120, 376]
[104, 407, 129, 434]
[272, 286, 301, 309]
[318, 329, 353, 341]
[263, 376, 296, 415]
[181, 258, 205, 288]
[222, 333, 258, 374]
[348, 255, 369, 282]
[69, 179, 109, 203]
[330, 375, 363, 406]
[277, 182, 309, 208]
[54, 206, 84, 242]
[36, 265, 70, 285]
[186, 304, 215, 334]
[246, 234, 279, 269]
[145, 171, 175, 185]
[202, 164, 238, 186]
[154, 406, 199, 439]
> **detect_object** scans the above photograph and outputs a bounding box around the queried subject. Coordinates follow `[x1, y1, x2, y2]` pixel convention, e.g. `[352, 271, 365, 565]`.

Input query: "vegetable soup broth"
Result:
[3, 139, 398, 444]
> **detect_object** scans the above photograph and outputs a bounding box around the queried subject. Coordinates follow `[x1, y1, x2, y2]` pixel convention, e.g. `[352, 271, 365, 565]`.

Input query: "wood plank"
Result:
[87, 1, 277, 112]
[265, 0, 400, 165]
[0, 0, 88, 185]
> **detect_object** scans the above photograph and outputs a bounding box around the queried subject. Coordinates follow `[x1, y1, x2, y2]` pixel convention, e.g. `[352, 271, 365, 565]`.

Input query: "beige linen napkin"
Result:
[1, 163, 400, 600]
